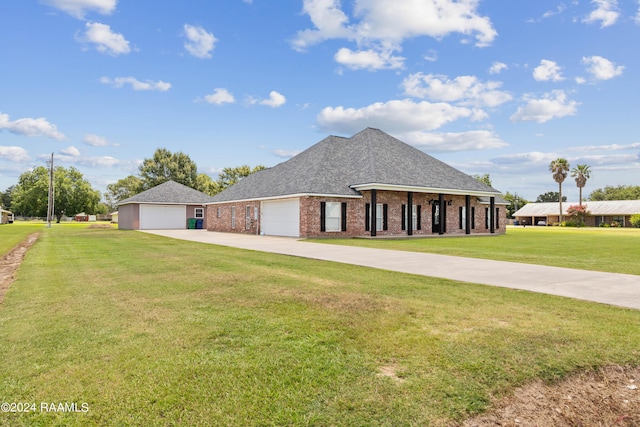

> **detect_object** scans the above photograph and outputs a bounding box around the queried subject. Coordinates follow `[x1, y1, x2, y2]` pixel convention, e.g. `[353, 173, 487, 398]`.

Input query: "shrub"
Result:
[631, 214, 640, 228]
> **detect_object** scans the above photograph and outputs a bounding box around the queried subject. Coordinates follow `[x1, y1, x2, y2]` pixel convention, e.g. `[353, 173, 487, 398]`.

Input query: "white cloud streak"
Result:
[0, 113, 66, 140]
[77, 22, 130, 56]
[582, 55, 624, 80]
[489, 61, 507, 75]
[259, 91, 286, 108]
[583, 0, 619, 27]
[204, 88, 236, 105]
[0, 146, 30, 162]
[183, 24, 217, 59]
[42, 0, 117, 19]
[533, 59, 564, 82]
[100, 76, 171, 91]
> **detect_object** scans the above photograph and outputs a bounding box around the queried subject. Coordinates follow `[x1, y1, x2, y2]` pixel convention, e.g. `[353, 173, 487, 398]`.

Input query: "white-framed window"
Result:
[245, 206, 252, 230]
[195, 208, 204, 219]
[376, 203, 383, 231]
[405, 204, 418, 231]
[325, 202, 341, 232]
[231, 206, 236, 229]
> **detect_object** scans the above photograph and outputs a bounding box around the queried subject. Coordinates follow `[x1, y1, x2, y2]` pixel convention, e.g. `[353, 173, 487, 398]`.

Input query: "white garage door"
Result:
[261, 199, 300, 237]
[140, 205, 187, 230]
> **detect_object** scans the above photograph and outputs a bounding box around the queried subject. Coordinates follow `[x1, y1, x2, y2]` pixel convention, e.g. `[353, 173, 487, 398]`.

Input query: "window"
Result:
[231, 206, 236, 229]
[485, 207, 490, 229]
[376, 204, 388, 231]
[320, 202, 346, 232]
[459, 206, 466, 230]
[195, 208, 204, 219]
[217, 207, 221, 218]
[245, 206, 251, 230]
[403, 204, 418, 231]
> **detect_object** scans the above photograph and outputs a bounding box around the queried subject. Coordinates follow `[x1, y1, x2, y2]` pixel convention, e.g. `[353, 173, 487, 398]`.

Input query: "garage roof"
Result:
[117, 180, 214, 205]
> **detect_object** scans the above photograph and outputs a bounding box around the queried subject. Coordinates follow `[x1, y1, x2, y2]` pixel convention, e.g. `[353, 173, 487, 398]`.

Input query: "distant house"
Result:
[117, 180, 214, 230]
[513, 200, 640, 227]
[1, 208, 13, 224]
[206, 128, 506, 237]
[110, 211, 119, 224]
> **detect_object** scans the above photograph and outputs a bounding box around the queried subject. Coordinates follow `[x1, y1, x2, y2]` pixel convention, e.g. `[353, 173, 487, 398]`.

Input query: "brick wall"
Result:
[207, 201, 261, 234]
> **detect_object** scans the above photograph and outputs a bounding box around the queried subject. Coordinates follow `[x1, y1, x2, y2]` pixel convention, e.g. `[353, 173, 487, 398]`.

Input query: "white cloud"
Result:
[42, 0, 117, 19]
[533, 59, 564, 82]
[0, 146, 30, 162]
[272, 149, 302, 159]
[317, 99, 473, 134]
[83, 134, 118, 147]
[567, 142, 640, 152]
[204, 88, 235, 105]
[334, 47, 404, 70]
[292, 0, 497, 70]
[183, 24, 217, 59]
[582, 55, 624, 80]
[491, 151, 557, 167]
[489, 61, 507, 75]
[400, 130, 508, 152]
[583, 0, 619, 27]
[77, 22, 130, 56]
[0, 113, 66, 140]
[402, 73, 512, 108]
[510, 90, 579, 123]
[51, 153, 122, 167]
[259, 91, 286, 108]
[61, 146, 81, 157]
[100, 76, 171, 91]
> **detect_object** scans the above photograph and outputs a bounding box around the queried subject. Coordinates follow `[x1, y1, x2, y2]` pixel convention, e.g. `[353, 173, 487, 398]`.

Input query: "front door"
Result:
[432, 203, 440, 233]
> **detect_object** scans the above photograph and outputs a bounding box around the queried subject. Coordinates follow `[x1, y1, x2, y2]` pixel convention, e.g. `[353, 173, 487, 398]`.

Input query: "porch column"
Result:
[465, 195, 471, 235]
[438, 193, 445, 235]
[407, 192, 413, 236]
[490, 196, 495, 234]
[370, 189, 377, 237]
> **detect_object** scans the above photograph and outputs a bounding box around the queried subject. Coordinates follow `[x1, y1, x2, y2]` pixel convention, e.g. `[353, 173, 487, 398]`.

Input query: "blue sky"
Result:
[1, 0, 639, 202]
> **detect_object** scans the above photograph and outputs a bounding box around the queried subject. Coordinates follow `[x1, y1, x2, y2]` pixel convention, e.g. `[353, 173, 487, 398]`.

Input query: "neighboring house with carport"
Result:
[117, 180, 214, 230]
[1, 208, 13, 224]
[206, 128, 506, 238]
[513, 200, 640, 227]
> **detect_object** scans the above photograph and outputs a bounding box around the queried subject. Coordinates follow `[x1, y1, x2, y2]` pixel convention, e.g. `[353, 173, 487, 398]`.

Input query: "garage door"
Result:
[261, 199, 300, 237]
[140, 205, 187, 230]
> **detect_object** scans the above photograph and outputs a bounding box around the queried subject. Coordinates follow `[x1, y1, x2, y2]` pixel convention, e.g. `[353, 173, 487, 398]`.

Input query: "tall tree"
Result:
[536, 192, 566, 203]
[216, 165, 266, 190]
[105, 175, 144, 209]
[571, 164, 591, 206]
[138, 148, 198, 189]
[12, 166, 100, 221]
[549, 158, 570, 222]
[472, 173, 493, 188]
[589, 185, 640, 201]
[195, 173, 221, 196]
[503, 192, 529, 218]
[0, 185, 13, 210]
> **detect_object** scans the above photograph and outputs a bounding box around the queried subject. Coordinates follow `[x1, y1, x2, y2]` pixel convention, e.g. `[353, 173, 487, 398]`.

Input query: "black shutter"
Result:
[471, 207, 475, 229]
[485, 207, 489, 229]
[459, 206, 463, 229]
[365, 203, 370, 231]
[320, 202, 326, 232]
[383, 204, 388, 231]
[417, 205, 422, 230]
[495, 208, 500, 229]
[341, 202, 347, 232]
[401, 204, 406, 230]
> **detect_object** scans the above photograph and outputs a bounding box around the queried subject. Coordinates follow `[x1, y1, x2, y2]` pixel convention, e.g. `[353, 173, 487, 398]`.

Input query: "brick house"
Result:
[206, 128, 506, 237]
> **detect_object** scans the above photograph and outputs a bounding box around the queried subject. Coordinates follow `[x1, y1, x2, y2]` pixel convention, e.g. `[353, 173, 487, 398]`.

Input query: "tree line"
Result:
[1, 148, 264, 220]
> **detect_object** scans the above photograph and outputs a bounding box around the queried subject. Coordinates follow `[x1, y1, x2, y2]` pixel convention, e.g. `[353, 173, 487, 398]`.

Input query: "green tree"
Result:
[12, 166, 101, 221]
[139, 148, 199, 189]
[105, 175, 144, 209]
[589, 185, 640, 201]
[503, 192, 529, 218]
[571, 164, 591, 206]
[195, 173, 221, 196]
[216, 165, 266, 191]
[536, 192, 566, 203]
[472, 173, 493, 188]
[549, 158, 570, 222]
[1, 185, 14, 210]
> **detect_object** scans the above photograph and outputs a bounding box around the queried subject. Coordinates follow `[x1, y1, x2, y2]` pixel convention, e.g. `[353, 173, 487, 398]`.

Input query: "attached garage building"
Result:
[117, 180, 214, 230]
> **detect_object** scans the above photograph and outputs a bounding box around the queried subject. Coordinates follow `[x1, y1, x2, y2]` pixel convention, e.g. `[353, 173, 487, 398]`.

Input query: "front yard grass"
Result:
[0, 223, 43, 256]
[1, 225, 639, 426]
[308, 227, 640, 275]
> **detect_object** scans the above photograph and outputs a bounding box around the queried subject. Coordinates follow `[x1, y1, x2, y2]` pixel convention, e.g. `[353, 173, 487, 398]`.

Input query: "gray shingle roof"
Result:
[117, 180, 215, 205]
[211, 128, 501, 202]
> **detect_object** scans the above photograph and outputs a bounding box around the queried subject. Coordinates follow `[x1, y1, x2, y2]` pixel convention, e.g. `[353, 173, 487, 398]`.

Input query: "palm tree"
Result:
[549, 158, 570, 223]
[571, 164, 591, 207]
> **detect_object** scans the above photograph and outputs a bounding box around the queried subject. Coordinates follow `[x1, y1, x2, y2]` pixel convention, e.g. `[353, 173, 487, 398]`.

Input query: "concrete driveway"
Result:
[142, 230, 640, 310]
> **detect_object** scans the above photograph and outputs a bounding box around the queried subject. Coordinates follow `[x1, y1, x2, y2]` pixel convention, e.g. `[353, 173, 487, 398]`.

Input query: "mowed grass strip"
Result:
[0, 226, 639, 426]
[0, 223, 43, 256]
[309, 227, 640, 275]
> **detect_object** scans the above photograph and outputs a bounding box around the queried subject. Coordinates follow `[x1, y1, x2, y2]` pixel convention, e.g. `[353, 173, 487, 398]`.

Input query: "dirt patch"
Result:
[87, 223, 115, 229]
[458, 365, 640, 427]
[0, 232, 39, 304]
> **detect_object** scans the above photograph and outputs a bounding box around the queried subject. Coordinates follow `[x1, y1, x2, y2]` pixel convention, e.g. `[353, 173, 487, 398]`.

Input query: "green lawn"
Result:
[308, 226, 640, 275]
[1, 225, 639, 426]
[0, 223, 44, 256]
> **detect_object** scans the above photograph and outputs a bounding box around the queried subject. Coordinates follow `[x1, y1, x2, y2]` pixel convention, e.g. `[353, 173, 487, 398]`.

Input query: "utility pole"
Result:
[47, 152, 54, 228]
